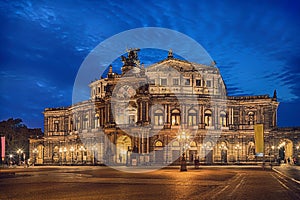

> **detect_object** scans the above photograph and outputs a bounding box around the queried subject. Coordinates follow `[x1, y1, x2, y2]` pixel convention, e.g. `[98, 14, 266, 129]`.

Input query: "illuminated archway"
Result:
[278, 139, 293, 163]
[116, 135, 131, 164]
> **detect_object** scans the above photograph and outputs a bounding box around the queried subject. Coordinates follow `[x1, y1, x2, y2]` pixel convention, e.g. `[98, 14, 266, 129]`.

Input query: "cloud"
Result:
[0, 0, 300, 127]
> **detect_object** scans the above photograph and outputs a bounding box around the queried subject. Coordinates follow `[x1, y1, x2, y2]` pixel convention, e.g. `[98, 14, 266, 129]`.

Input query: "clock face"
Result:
[116, 85, 136, 99]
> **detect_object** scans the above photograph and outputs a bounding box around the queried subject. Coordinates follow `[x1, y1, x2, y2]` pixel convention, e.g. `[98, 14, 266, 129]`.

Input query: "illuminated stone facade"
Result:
[30, 49, 300, 165]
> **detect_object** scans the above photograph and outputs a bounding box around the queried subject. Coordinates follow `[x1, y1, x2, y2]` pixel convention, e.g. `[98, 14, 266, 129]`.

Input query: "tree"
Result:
[0, 118, 43, 164]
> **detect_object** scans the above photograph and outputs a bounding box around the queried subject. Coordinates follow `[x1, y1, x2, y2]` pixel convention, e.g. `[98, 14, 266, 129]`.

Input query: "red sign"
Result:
[1, 136, 5, 160]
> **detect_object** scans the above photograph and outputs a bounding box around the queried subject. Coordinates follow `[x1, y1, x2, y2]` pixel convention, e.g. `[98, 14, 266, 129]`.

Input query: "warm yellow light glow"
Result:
[79, 146, 85, 151]
[17, 148, 23, 154]
[282, 142, 286, 146]
[33, 148, 38, 153]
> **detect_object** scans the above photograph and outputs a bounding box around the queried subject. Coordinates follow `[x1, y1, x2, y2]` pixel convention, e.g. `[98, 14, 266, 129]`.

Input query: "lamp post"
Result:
[59, 148, 63, 165]
[79, 145, 85, 165]
[177, 131, 189, 172]
[235, 144, 241, 164]
[70, 146, 74, 165]
[17, 149, 23, 165]
[63, 147, 67, 164]
[270, 145, 275, 164]
[9, 154, 13, 166]
[32, 148, 38, 166]
[92, 145, 97, 165]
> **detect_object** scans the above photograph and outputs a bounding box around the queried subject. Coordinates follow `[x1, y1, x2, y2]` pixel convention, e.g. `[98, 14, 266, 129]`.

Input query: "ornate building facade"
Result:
[29, 49, 300, 165]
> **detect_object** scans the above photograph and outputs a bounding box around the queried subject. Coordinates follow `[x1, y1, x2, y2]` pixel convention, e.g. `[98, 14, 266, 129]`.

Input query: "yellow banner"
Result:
[254, 124, 264, 156]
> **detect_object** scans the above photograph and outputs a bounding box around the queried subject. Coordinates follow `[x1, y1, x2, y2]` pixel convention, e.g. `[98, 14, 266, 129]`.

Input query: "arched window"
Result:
[94, 114, 100, 128]
[154, 109, 164, 125]
[190, 141, 197, 147]
[54, 120, 59, 132]
[171, 109, 181, 125]
[220, 111, 227, 127]
[204, 110, 212, 126]
[248, 112, 255, 125]
[172, 141, 180, 147]
[155, 141, 163, 147]
[188, 109, 197, 126]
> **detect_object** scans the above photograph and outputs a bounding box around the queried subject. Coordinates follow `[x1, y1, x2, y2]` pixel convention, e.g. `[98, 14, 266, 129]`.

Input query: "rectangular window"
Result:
[234, 117, 239, 124]
[185, 79, 190, 85]
[173, 78, 179, 85]
[161, 78, 167, 86]
[154, 115, 163, 125]
[129, 115, 135, 124]
[171, 115, 181, 125]
[196, 79, 201, 86]
[54, 121, 59, 132]
[188, 115, 197, 126]
[150, 79, 155, 85]
[206, 80, 211, 87]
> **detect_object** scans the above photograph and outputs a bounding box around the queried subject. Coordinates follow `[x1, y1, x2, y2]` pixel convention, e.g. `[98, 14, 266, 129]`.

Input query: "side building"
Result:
[29, 49, 300, 165]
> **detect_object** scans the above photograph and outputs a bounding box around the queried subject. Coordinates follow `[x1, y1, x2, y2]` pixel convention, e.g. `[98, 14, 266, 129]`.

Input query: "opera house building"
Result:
[29, 49, 300, 166]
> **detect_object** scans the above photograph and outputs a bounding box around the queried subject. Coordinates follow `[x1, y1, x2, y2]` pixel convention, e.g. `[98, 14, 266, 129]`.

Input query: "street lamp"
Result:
[63, 147, 67, 164]
[59, 148, 63, 165]
[79, 145, 85, 164]
[9, 154, 13, 166]
[17, 149, 23, 165]
[235, 144, 241, 163]
[70, 146, 74, 165]
[270, 145, 275, 164]
[32, 148, 38, 165]
[271, 145, 275, 162]
[177, 131, 190, 171]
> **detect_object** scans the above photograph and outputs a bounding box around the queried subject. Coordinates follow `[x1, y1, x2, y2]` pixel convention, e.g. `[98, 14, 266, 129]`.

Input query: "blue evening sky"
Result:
[0, 0, 300, 128]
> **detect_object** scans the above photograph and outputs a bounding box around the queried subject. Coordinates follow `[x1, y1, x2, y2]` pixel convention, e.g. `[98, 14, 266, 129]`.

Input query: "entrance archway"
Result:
[36, 145, 44, 164]
[116, 135, 131, 164]
[204, 141, 213, 164]
[278, 139, 293, 163]
[219, 142, 228, 163]
[154, 140, 164, 164]
[188, 141, 197, 162]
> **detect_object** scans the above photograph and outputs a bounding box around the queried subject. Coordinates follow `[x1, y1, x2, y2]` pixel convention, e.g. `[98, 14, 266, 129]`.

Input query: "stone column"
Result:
[139, 101, 143, 122]
[167, 104, 170, 124]
[145, 101, 149, 122]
